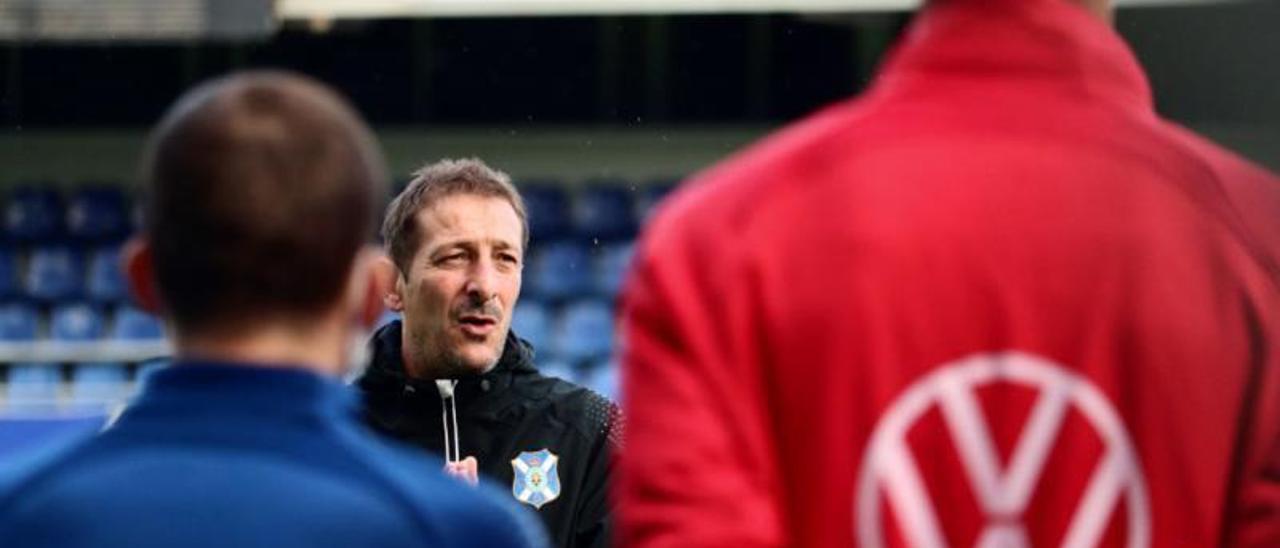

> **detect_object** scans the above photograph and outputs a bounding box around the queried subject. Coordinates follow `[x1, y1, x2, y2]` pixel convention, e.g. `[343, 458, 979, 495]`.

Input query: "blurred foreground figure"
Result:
[618, 0, 1280, 546]
[0, 71, 543, 548]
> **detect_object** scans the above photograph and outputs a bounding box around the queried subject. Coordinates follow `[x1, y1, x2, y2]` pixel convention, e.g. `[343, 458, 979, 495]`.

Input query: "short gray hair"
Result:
[382, 158, 528, 273]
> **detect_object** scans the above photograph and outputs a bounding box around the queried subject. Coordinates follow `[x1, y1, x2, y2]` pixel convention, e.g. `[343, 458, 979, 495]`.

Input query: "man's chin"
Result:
[450, 347, 502, 375]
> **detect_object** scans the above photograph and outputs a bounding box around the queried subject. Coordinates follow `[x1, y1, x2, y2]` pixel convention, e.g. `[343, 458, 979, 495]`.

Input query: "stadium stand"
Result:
[553, 299, 615, 365]
[521, 183, 573, 242]
[66, 187, 130, 243]
[0, 247, 19, 300]
[4, 186, 64, 243]
[512, 300, 553, 354]
[574, 182, 637, 242]
[26, 246, 84, 303]
[86, 246, 127, 304]
[0, 180, 672, 416]
[527, 240, 595, 302]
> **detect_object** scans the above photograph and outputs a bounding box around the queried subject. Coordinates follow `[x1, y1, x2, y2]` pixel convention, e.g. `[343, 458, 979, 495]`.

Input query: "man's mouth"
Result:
[457, 315, 498, 337]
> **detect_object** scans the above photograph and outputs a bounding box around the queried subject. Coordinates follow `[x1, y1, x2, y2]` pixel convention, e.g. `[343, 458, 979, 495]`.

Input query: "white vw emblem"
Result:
[856, 352, 1150, 547]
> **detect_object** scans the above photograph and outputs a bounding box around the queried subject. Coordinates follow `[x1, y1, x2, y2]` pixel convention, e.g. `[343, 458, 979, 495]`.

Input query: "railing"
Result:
[0, 341, 171, 364]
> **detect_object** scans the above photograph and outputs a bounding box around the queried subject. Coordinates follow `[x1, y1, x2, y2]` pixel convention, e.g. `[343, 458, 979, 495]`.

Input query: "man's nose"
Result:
[463, 258, 498, 304]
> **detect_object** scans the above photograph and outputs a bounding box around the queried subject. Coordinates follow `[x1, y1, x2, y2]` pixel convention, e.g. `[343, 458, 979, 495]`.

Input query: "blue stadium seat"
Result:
[5, 364, 62, 414]
[526, 241, 594, 302]
[574, 184, 636, 242]
[66, 187, 129, 242]
[537, 359, 579, 384]
[26, 247, 84, 303]
[583, 360, 619, 402]
[520, 184, 572, 242]
[87, 246, 127, 304]
[112, 306, 164, 340]
[70, 363, 129, 406]
[511, 301, 553, 356]
[0, 303, 39, 341]
[50, 303, 105, 341]
[553, 299, 615, 364]
[594, 242, 635, 297]
[637, 180, 678, 225]
[3, 186, 63, 243]
[0, 247, 20, 300]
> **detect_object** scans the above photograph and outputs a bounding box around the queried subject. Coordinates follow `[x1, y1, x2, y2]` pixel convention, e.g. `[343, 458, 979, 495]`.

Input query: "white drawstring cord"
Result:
[435, 379, 460, 463]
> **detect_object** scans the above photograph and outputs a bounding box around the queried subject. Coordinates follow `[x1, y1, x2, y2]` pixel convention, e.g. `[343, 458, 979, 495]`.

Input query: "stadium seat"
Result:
[0, 303, 39, 341]
[66, 187, 129, 242]
[574, 184, 637, 242]
[583, 360, 619, 402]
[520, 184, 572, 242]
[50, 303, 105, 341]
[636, 179, 678, 225]
[537, 359, 579, 384]
[26, 247, 84, 303]
[70, 363, 129, 406]
[512, 300, 553, 356]
[0, 247, 20, 300]
[527, 241, 594, 302]
[594, 242, 634, 297]
[5, 364, 62, 414]
[112, 306, 164, 340]
[3, 186, 63, 243]
[552, 299, 614, 364]
[87, 246, 127, 303]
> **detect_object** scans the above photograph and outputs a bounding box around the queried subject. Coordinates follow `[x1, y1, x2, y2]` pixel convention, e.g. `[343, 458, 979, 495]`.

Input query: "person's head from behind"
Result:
[125, 70, 388, 374]
[379, 158, 528, 379]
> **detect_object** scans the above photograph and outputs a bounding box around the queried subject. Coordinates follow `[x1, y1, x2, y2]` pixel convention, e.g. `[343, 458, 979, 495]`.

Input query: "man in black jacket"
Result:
[358, 158, 619, 548]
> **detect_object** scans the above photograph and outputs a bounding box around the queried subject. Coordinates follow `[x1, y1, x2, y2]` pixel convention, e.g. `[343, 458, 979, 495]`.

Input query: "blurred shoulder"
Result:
[651, 98, 867, 237]
[0, 429, 98, 520]
[520, 373, 620, 444]
[340, 427, 546, 546]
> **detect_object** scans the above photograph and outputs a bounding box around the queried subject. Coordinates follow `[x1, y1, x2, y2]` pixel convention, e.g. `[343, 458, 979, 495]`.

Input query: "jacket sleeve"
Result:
[571, 398, 621, 548]
[616, 217, 785, 548]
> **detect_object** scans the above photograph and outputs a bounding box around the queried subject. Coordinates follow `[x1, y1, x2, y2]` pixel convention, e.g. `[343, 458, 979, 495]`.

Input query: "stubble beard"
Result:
[409, 326, 507, 380]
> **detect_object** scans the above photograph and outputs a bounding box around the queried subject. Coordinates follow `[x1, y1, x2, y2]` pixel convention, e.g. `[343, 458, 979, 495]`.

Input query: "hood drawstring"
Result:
[435, 380, 461, 463]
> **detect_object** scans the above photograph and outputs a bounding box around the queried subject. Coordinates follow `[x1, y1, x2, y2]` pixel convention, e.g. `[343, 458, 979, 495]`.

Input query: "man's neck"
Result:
[400, 346, 499, 381]
[176, 321, 349, 376]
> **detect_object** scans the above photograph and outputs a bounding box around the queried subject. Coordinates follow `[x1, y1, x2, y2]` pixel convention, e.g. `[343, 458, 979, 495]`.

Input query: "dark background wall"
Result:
[0, 0, 1275, 185]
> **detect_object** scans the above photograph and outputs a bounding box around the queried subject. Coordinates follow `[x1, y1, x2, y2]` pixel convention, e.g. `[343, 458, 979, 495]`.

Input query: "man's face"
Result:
[393, 193, 524, 378]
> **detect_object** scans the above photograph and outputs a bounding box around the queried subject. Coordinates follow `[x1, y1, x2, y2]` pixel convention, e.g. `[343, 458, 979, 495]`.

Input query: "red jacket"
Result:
[617, 0, 1280, 546]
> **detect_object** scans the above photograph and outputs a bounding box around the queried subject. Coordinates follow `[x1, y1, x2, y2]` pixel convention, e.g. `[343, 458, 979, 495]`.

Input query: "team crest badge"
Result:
[511, 449, 561, 509]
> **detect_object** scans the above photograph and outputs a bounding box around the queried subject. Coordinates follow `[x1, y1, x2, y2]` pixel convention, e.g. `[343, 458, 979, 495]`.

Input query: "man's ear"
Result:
[122, 237, 164, 315]
[345, 248, 389, 330]
[376, 255, 406, 312]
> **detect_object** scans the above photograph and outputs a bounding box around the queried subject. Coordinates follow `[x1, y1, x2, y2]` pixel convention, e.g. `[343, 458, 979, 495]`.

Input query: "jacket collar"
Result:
[874, 0, 1153, 115]
[358, 320, 538, 403]
[121, 360, 357, 422]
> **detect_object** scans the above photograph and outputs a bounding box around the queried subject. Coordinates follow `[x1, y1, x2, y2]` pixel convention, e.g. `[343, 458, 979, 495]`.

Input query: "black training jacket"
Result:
[358, 320, 619, 548]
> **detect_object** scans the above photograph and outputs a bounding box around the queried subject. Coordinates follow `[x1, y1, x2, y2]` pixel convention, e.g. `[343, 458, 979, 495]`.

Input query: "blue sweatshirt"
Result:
[0, 361, 546, 548]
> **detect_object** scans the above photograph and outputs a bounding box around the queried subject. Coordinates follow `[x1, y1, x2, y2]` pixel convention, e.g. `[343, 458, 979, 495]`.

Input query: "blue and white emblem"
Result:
[511, 449, 561, 509]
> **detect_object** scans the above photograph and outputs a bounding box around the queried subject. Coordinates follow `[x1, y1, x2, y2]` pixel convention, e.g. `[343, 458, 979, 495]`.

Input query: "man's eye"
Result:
[499, 254, 520, 265]
[439, 254, 466, 264]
